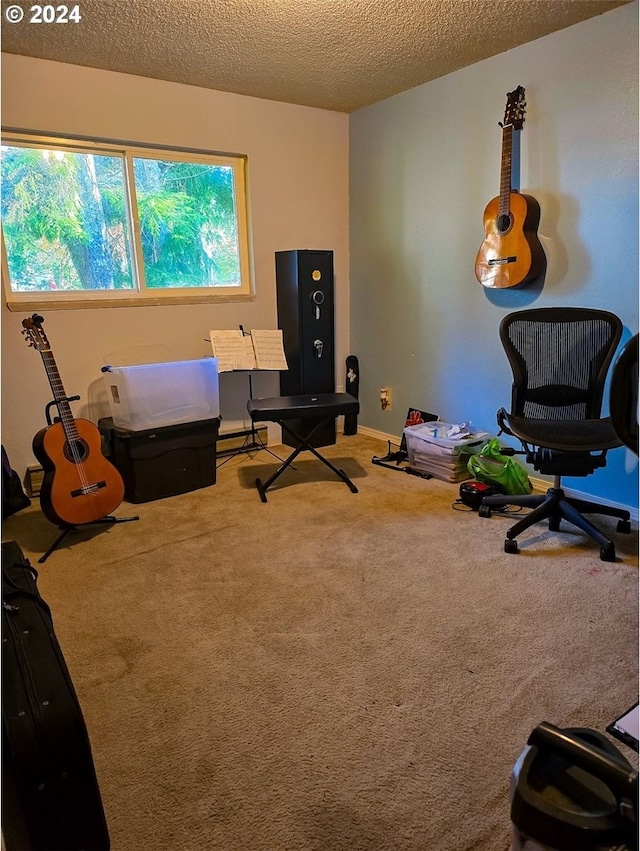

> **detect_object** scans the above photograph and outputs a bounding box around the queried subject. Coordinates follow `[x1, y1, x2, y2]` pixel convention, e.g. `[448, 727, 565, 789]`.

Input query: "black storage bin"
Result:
[98, 417, 219, 504]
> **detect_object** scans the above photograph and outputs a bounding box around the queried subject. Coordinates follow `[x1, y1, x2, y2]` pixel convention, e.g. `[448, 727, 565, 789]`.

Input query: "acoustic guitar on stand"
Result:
[22, 314, 124, 528]
[474, 85, 545, 289]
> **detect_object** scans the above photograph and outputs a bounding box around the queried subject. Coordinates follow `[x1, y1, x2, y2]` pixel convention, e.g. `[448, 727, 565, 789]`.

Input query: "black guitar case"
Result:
[2, 541, 110, 851]
[344, 355, 359, 435]
[2, 445, 31, 519]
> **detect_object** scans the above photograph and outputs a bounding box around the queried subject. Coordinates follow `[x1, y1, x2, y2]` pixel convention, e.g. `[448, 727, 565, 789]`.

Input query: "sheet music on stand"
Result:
[209, 328, 288, 372]
[208, 330, 254, 372]
[250, 330, 288, 370]
[208, 326, 288, 466]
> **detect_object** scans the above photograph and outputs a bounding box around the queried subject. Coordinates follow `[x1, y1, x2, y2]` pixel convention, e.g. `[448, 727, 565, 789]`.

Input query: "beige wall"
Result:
[1, 54, 350, 475]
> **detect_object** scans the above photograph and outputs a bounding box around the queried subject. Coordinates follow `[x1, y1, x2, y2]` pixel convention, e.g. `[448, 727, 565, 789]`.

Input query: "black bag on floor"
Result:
[2, 446, 31, 519]
[1, 541, 110, 851]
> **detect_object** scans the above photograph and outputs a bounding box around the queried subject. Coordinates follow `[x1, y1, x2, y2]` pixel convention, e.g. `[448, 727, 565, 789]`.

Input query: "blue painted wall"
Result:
[349, 2, 639, 509]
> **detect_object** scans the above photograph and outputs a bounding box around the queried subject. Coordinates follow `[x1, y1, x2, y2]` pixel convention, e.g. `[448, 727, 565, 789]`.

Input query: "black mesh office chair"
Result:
[480, 307, 631, 561]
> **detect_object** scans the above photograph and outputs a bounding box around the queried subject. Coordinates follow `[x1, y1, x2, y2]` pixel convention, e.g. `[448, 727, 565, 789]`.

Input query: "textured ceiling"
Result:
[0, 0, 633, 112]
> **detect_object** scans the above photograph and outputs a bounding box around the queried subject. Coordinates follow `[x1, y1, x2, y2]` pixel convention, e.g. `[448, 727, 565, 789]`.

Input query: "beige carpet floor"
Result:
[3, 432, 638, 851]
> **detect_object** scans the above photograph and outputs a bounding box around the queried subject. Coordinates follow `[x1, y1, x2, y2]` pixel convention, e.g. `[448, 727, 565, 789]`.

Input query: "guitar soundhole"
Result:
[496, 214, 512, 234]
[64, 439, 89, 464]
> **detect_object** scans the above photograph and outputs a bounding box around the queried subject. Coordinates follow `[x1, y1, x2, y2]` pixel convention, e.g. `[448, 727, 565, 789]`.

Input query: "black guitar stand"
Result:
[45, 396, 79, 426]
[372, 441, 432, 480]
[38, 397, 139, 564]
[39, 515, 139, 564]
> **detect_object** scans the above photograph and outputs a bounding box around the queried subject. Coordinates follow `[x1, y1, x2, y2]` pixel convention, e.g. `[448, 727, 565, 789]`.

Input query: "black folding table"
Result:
[246, 392, 360, 502]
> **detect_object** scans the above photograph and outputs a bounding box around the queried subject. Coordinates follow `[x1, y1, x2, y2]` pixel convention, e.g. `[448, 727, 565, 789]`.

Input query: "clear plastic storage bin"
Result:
[403, 422, 490, 482]
[103, 358, 219, 431]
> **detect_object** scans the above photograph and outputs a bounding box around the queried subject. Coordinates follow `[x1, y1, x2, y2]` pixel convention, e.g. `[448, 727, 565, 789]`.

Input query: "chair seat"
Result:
[503, 412, 622, 452]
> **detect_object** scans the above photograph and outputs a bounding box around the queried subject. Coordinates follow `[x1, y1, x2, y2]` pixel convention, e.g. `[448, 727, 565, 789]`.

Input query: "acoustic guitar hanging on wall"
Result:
[474, 85, 545, 289]
[22, 314, 125, 528]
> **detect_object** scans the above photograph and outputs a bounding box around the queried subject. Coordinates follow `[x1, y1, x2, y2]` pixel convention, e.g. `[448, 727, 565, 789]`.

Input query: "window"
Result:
[1, 132, 253, 309]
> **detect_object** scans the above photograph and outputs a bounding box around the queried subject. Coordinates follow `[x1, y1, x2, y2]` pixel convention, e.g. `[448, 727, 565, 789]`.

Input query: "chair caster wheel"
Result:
[548, 519, 560, 532]
[479, 505, 492, 518]
[504, 538, 519, 554]
[617, 519, 631, 534]
[600, 544, 616, 562]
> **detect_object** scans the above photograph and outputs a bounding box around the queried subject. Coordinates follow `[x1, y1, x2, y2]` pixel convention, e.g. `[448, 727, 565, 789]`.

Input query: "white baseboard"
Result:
[357, 425, 401, 445]
[356, 426, 638, 520]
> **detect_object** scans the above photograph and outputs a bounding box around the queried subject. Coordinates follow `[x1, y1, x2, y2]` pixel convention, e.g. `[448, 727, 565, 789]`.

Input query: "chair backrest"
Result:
[610, 333, 639, 455]
[500, 308, 623, 420]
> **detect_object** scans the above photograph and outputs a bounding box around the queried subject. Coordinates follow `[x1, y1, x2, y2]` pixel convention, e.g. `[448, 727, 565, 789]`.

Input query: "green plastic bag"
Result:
[467, 438, 532, 495]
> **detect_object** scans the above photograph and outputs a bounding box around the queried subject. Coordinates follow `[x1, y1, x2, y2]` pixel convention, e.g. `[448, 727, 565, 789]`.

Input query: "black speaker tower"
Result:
[276, 249, 335, 448]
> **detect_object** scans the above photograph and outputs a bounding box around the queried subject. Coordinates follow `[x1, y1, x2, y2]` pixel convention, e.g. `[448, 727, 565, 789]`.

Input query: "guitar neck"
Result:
[498, 123, 513, 217]
[40, 350, 80, 440]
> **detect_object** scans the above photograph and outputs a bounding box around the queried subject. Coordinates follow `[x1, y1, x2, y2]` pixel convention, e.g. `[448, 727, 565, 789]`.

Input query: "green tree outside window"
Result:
[1, 135, 252, 306]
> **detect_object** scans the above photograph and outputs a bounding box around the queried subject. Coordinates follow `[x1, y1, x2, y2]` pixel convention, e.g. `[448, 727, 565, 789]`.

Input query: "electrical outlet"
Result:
[380, 387, 392, 411]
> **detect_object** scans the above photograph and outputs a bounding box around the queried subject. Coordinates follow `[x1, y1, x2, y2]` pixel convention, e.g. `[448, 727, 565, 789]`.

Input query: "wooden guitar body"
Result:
[475, 87, 545, 289]
[475, 191, 545, 289]
[32, 419, 125, 528]
[22, 313, 126, 529]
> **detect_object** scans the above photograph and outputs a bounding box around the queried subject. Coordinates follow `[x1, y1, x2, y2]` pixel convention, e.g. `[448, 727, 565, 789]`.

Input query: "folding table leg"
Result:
[255, 440, 306, 502]
[254, 417, 358, 501]
[279, 421, 359, 493]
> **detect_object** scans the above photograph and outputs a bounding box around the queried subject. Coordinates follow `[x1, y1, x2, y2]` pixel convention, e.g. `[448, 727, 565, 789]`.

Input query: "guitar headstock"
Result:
[22, 314, 51, 352]
[502, 86, 526, 130]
